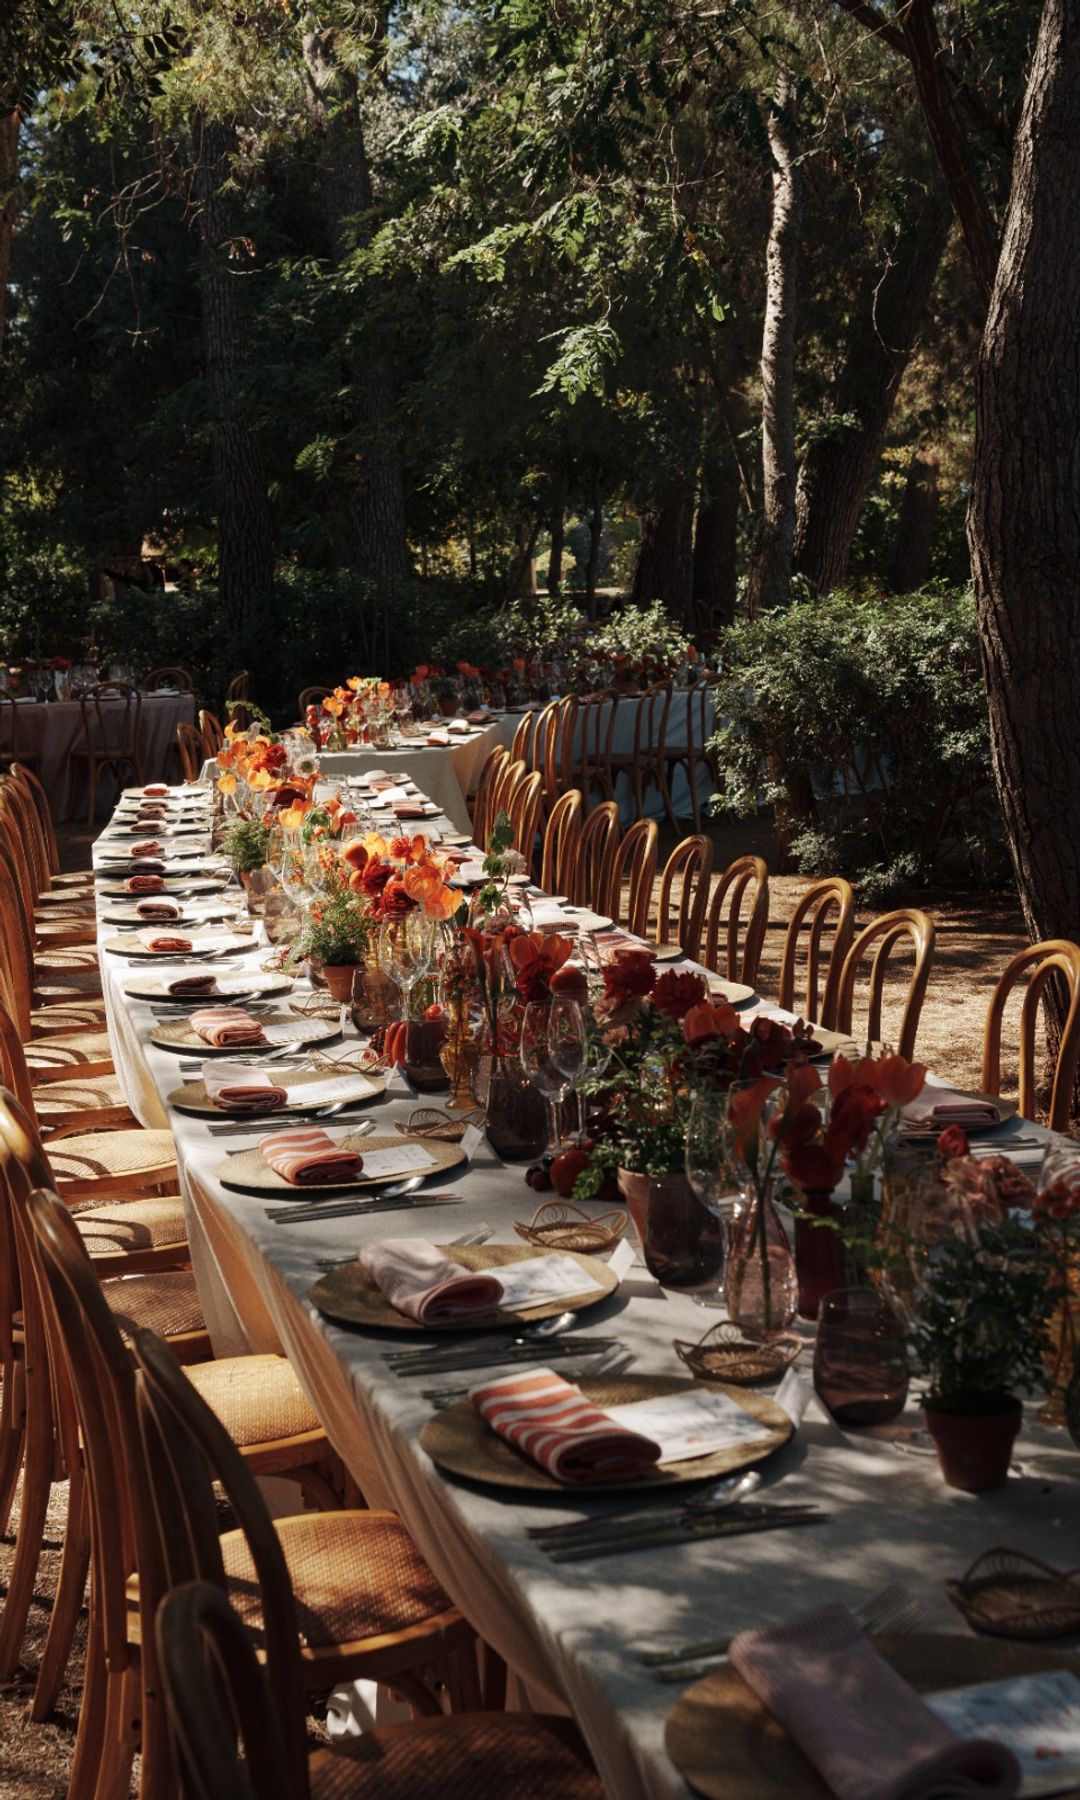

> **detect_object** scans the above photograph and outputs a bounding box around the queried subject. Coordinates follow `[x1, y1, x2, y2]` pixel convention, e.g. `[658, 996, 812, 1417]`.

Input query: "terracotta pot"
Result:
[923, 1395, 1022, 1493]
[319, 963, 359, 1003]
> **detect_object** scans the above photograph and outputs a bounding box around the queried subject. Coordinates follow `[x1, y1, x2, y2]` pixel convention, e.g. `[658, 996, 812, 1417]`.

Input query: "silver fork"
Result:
[642, 1583, 924, 1680]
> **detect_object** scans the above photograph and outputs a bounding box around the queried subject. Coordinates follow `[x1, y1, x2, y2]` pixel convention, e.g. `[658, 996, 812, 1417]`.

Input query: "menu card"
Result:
[928, 1671, 1080, 1797]
[493, 1253, 607, 1310]
[605, 1388, 771, 1464]
[348, 1144, 437, 1179]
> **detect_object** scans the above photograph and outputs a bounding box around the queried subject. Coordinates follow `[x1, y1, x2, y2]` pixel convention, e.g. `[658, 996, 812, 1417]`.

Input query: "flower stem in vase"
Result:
[724, 1183, 797, 1337]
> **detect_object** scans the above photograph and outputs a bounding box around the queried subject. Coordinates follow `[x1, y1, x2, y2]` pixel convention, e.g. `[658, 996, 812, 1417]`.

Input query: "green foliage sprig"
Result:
[908, 1216, 1057, 1414]
[220, 816, 271, 876]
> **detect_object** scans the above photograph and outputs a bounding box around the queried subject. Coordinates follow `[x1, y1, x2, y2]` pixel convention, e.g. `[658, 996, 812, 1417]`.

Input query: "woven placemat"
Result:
[167, 1064, 387, 1119]
[150, 1011, 340, 1056]
[101, 932, 252, 961]
[217, 1129, 463, 1195]
[123, 972, 293, 1004]
[673, 1322, 803, 1386]
[421, 1374, 791, 1493]
[311, 1241, 617, 1333]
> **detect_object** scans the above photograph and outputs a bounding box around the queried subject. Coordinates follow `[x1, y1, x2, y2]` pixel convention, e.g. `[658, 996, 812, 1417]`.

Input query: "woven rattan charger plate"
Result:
[421, 1374, 791, 1493]
[99, 876, 228, 897]
[124, 972, 294, 1004]
[665, 1637, 1080, 1800]
[103, 933, 252, 962]
[103, 900, 237, 926]
[150, 1012, 340, 1055]
[311, 1241, 618, 1333]
[900, 1091, 1018, 1139]
[216, 1129, 465, 1195]
[168, 1065, 387, 1119]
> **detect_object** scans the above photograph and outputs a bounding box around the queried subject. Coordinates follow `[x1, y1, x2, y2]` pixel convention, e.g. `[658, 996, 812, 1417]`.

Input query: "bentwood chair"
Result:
[702, 855, 769, 992]
[471, 747, 510, 848]
[654, 834, 714, 963]
[573, 800, 621, 913]
[154, 1579, 605, 1800]
[225, 670, 252, 730]
[832, 907, 936, 1060]
[607, 818, 659, 939]
[509, 707, 540, 769]
[0, 691, 43, 770]
[141, 667, 194, 693]
[298, 685, 332, 719]
[537, 694, 578, 818]
[506, 768, 544, 880]
[71, 681, 145, 824]
[604, 682, 672, 825]
[777, 877, 856, 1024]
[657, 677, 719, 833]
[177, 720, 206, 783]
[575, 689, 618, 809]
[981, 939, 1080, 1130]
[540, 789, 583, 897]
[198, 708, 226, 756]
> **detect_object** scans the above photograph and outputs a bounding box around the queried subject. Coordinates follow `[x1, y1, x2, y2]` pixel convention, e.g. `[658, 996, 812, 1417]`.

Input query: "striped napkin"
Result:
[125, 859, 165, 874]
[360, 1239, 503, 1324]
[469, 1368, 662, 1486]
[167, 973, 218, 997]
[130, 840, 163, 858]
[202, 1063, 287, 1114]
[136, 899, 181, 921]
[258, 1127, 365, 1185]
[188, 1006, 265, 1047]
[136, 930, 193, 954]
[125, 874, 165, 893]
[728, 1605, 1020, 1800]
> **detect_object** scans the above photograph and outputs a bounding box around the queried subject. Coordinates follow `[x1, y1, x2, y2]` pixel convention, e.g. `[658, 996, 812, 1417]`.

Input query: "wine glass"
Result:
[278, 831, 308, 908]
[379, 912, 434, 1021]
[519, 1000, 577, 1156]
[680, 1090, 741, 1304]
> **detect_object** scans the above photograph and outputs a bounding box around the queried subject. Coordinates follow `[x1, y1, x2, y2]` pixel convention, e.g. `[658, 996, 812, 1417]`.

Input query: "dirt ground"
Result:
[0, 814, 1030, 1795]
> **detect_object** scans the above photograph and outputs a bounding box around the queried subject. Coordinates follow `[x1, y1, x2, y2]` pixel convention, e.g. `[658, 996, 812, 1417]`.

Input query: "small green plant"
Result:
[220, 817, 271, 875]
[290, 889, 373, 968]
[908, 1216, 1057, 1414]
[593, 599, 692, 667]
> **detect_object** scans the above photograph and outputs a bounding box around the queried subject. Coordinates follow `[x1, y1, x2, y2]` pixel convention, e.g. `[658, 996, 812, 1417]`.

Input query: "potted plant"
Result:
[220, 816, 272, 888]
[909, 1213, 1056, 1492]
[291, 888, 373, 1000]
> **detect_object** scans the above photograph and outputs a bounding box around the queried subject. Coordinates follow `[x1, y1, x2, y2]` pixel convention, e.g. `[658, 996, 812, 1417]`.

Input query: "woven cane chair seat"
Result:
[104, 1268, 205, 1340]
[75, 1194, 188, 1258]
[33, 1071, 131, 1124]
[48, 1128, 177, 1196]
[221, 1511, 455, 1651]
[34, 917, 97, 946]
[310, 1715, 604, 1800]
[25, 1028, 115, 1074]
[29, 1000, 108, 1037]
[187, 1355, 323, 1450]
[33, 971, 104, 1007]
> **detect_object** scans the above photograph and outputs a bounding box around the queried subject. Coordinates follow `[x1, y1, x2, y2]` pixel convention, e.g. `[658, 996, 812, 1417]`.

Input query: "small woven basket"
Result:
[514, 1203, 628, 1254]
[288, 990, 342, 1020]
[945, 1548, 1080, 1640]
[406, 1105, 485, 1143]
[306, 1044, 386, 1075]
[672, 1320, 803, 1386]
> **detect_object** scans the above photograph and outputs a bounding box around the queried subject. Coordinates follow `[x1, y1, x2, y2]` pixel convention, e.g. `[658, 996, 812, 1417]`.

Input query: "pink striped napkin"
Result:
[188, 1006, 265, 1047]
[202, 1064, 287, 1114]
[728, 1605, 1020, 1800]
[469, 1368, 662, 1485]
[137, 932, 193, 954]
[130, 840, 163, 858]
[258, 1127, 365, 1186]
[136, 899, 181, 921]
[427, 729, 451, 745]
[125, 874, 165, 893]
[360, 1239, 503, 1324]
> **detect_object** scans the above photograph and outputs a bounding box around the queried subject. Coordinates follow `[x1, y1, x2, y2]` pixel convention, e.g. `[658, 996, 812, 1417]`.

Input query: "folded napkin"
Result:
[728, 1605, 1020, 1800]
[125, 874, 165, 893]
[902, 1084, 1000, 1130]
[359, 1239, 504, 1325]
[427, 729, 451, 746]
[258, 1126, 365, 1186]
[469, 1367, 663, 1486]
[136, 930, 193, 954]
[136, 804, 167, 818]
[125, 859, 165, 875]
[393, 801, 425, 819]
[446, 719, 475, 735]
[136, 899, 181, 922]
[188, 1006, 265, 1047]
[167, 973, 218, 997]
[202, 1063, 287, 1114]
[466, 709, 489, 724]
[130, 841, 163, 858]
[143, 784, 169, 796]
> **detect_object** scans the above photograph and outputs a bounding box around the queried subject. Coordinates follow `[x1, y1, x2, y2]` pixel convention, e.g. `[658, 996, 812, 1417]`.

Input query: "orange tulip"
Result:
[217, 772, 237, 795]
[829, 1051, 925, 1107]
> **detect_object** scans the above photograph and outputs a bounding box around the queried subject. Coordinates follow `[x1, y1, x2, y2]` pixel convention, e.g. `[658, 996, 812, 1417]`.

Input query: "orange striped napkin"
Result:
[130, 840, 163, 858]
[125, 874, 165, 893]
[137, 932, 193, 954]
[188, 1006, 265, 1047]
[203, 1064, 287, 1114]
[469, 1368, 662, 1485]
[258, 1127, 365, 1186]
[360, 1239, 503, 1324]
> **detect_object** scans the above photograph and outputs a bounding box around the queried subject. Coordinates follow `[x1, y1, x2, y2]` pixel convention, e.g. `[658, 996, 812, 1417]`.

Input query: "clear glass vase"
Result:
[724, 1182, 798, 1337]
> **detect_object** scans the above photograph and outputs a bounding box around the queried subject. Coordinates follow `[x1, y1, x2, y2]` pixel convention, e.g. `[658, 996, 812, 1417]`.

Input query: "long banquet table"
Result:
[92, 788, 1078, 1800]
[2, 691, 194, 820]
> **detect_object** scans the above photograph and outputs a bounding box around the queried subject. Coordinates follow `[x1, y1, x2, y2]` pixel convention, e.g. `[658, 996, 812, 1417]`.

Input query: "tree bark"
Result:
[546, 488, 565, 594]
[631, 489, 694, 622]
[692, 452, 739, 635]
[0, 111, 19, 358]
[968, 0, 1080, 972]
[793, 182, 952, 593]
[585, 474, 603, 618]
[891, 450, 940, 589]
[895, 0, 1000, 306]
[302, 22, 410, 587]
[745, 75, 802, 615]
[192, 119, 276, 633]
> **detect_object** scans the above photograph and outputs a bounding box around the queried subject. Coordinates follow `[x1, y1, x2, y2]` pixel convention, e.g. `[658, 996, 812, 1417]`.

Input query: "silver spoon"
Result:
[384, 1309, 580, 1366]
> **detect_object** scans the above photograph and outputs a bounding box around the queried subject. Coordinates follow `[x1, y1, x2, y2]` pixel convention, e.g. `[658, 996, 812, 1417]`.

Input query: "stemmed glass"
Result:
[278, 830, 309, 909]
[677, 1090, 740, 1303]
[379, 912, 434, 1021]
[520, 997, 585, 1156]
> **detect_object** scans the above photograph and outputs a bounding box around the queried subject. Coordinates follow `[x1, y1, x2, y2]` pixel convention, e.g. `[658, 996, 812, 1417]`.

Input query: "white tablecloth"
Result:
[1, 693, 194, 820]
[316, 721, 507, 833]
[91, 795, 1078, 1800]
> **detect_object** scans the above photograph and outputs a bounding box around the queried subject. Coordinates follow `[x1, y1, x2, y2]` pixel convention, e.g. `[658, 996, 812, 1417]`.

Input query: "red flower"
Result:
[379, 879, 415, 918]
[358, 859, 393, 897]
[785, 1138, 848, 1195]
[651, 971, 707, 1021]
[828, 1085, 886, 1157]
[936, 1125, 970, 1161]
[507, 932, 575, 1004]
[682, 999, 739, 1047]
[602, 948, 656, 1005]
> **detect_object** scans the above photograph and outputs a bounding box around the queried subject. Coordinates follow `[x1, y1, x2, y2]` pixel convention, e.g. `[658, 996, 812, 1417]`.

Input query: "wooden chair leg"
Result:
[0, 1362, 26, 1536]
[442, 1638, 484, 1711]
[98, 1664, 139, 1800]
[86, 756, 97, 827]
[481, 1642, 509, 1711]
[67, 1593, 109, 1800]
[31, 1462, 90, 1721]
[0, 1411, 53, 1678]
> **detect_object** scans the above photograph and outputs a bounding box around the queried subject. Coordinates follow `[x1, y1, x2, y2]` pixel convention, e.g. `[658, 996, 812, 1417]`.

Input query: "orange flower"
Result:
[217, 772, 237, 795]
[682, 999, 738, 1047]
[727, 1077, 781, 1160]
[277, 799, 311, 830]
[342, 841, 369, 872]
[829, 1052, 925, 1108]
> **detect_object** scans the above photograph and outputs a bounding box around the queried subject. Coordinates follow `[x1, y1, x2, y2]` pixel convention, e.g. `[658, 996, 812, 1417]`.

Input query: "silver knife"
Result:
[544, 1509, 828, 1562]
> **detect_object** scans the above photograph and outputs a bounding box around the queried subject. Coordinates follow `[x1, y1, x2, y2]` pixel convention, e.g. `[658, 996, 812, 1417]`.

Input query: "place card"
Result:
[350, 1144, 437, 1179]
[605, 1388, 771, 1464]
[283, 1073, 379, 1104]
[461, 1123, 484, 1163]
[607, 1238, 636, 1282]
[927, 1671, 1080, 1797]
[491, 1253, 606, 1310]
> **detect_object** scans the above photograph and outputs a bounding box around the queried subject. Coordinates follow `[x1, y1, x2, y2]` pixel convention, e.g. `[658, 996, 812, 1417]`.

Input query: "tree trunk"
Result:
[891, 450, 940, 590]
[193, 120, 276, 634]
[302, 22, 410, 587]
[0, 111, 18, 358]
[632, 490, 694, 621]
[547, 490, 565, 595]
[896, 0, 1000, 306]
[793, 183, 952, 593]
[585, 476, 603, 618]
[968, 0, 1080, 981]
[510, 519, 539, 598]
[745, 75, 802, 615]
[693, 452, 739, 636]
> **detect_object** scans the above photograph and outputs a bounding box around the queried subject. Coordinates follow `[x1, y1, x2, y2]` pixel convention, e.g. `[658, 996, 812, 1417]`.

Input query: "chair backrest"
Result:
[491, 756, 525, 830]
[981, 939, 1080, 1130]
[0, 778, 46, 913]
[540, 789, 582, 897]
[297, 686, 331, 718]
[4, 769, 51, 895]
[471, 746, 509, 848]
[177, 722, 206, 784]
[78, 681, 141, 755]
[574, 801, 620, 912]
[509, 709, 539, 768]
[132, 1325, 308, 1795]
[576, 690, 617, 801]
[524, 699, 559, 776]
[156, 1581, 300, 1800]
[833, 907, 936, 1060]
[702, 855, 770, 990]
[777, 877, 856, 1023]
[225, 672, 251, 732]
[11, 762, 60, 876]
[198, 710, 225, 756]
[608, 819, 658, 938]
[655, 834, 714, 962]
[0, 844, 38, 1038]
[506, 769, 543, 879]
[142, 667, 194, 693]
[538, 695, 578, 811]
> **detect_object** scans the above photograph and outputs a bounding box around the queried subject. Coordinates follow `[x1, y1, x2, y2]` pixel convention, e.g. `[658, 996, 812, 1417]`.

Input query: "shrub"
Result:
[708, 586, 1006, 899]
